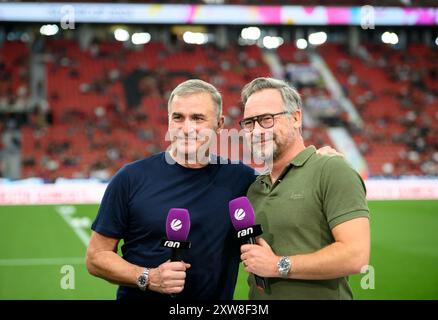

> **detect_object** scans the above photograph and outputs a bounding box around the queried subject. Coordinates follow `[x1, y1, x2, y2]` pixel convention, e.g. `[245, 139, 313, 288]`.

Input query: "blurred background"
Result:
[0, 0, 437, 299]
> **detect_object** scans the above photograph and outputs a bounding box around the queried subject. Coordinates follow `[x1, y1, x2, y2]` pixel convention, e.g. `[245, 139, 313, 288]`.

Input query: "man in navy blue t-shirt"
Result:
[86, 79, 256, 299]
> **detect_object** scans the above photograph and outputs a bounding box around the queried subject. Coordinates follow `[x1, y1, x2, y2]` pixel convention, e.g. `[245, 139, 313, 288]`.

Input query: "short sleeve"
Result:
[320, 157, 370, 230]
[91, 166, 130, 239]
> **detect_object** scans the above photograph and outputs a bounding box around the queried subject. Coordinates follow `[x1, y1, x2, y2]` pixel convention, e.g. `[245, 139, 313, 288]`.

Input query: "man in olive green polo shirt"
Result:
[238, 77, 370, 300]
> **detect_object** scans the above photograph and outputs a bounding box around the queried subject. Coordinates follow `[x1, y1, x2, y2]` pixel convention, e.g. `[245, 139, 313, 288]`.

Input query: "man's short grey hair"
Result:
[241, 77, 302, 113]
[168, 79, 222, 120]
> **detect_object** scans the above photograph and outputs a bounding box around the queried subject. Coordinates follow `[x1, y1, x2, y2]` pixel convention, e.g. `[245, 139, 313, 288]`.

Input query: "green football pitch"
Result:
[0, 200, 437, 300]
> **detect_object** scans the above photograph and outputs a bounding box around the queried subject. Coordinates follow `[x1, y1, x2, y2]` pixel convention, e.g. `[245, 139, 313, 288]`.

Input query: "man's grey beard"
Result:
[252, 131, 294, 163]
[252, 139, 276, 163]
[253, 145, 267, 159]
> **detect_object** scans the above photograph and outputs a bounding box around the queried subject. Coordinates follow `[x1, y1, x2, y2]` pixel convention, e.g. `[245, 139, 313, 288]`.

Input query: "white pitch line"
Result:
[0, 257, 85, 266]
[56, 206, 91, 247]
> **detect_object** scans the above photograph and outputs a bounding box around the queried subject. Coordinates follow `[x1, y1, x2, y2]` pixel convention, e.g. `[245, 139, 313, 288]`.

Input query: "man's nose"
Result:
[182, 119, 196, 135]
[252, 120, 265, 135]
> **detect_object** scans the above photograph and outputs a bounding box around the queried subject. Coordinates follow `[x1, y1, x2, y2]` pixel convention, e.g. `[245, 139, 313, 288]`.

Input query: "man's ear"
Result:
[292, 110, 302, 129]
[216, 115, 225, 133]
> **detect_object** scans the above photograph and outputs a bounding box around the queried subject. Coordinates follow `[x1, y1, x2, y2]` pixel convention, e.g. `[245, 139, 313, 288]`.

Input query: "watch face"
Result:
[280, 259, 288, 269]
[137, 269, 149, 290]
[278, 257, 291, 275]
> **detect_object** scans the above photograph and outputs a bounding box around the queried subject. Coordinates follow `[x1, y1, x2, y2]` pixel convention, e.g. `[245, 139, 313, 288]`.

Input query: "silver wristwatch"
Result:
[136, 268, 150, 291]
[277, 256, 291, 278]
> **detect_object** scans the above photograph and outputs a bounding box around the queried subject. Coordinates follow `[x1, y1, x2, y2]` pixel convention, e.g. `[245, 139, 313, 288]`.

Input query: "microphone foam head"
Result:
[166, 208, 190, 241]
[229, 196, 255, 231]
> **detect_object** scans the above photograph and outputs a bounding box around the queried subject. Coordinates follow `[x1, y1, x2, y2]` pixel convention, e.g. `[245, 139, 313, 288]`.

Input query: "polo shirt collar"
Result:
[257, 145, 316, 185]
[288, 145, 316, 167]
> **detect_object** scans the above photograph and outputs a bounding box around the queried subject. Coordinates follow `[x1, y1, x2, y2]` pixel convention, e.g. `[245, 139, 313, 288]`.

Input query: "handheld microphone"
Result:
[229, 196, 267, 291]
[162, 208, 191, 259]
[161, 208, 191, 297]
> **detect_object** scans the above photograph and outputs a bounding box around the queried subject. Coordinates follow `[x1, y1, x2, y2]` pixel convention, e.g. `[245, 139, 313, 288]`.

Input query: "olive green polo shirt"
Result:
[247, 145, 369, 300]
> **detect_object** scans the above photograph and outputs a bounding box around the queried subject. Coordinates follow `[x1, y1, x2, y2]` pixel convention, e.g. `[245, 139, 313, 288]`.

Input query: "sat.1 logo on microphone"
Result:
[170, 219, 182, 231]
[234, 208, 246, 221]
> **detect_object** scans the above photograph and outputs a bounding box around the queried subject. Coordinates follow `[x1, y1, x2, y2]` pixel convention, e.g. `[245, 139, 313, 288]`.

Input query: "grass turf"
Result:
[0, 200, 437, 299]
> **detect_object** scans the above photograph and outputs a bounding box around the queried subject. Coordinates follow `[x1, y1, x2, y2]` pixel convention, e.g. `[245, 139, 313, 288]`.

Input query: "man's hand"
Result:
[148, 260, 191, 294]
[240, 238, 278, 278]
[316, 145, 344, 157]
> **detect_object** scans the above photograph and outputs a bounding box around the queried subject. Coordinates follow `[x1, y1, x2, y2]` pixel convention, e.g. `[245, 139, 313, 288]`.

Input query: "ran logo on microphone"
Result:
[237, 226, 254, 238]
[234, 208, 246, 221]
[171, 219, 182, 231]
[163, 240, 181, 248]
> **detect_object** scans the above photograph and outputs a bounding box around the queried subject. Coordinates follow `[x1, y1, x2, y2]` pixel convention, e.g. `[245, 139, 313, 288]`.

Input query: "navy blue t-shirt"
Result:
[91, 152, 256, 300]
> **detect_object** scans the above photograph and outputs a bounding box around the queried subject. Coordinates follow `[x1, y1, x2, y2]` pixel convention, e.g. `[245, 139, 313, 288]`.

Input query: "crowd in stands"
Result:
[0, 41, 29, 115]
[0, 41, 30, 178]
[320, 42, 438, 176]
[17, 38, 278, 181]
[1, 32, 437, 180]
